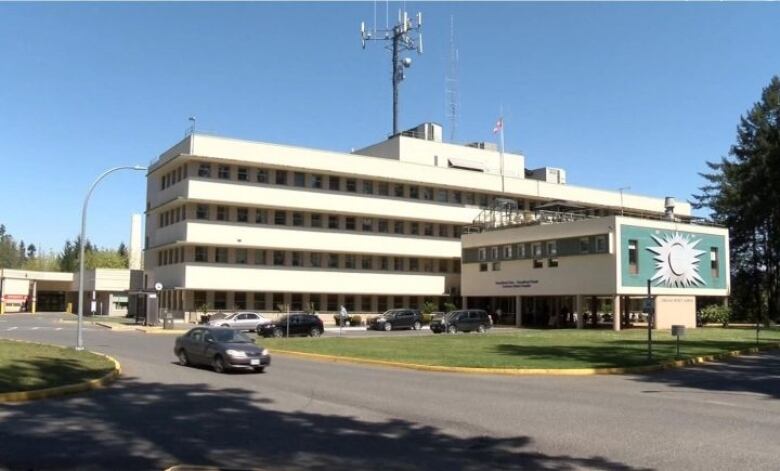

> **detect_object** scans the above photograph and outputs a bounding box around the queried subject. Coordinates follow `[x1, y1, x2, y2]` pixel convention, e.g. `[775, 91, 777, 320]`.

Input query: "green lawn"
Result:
[257, 327, 780, 369]
[0, 340, 116, 393]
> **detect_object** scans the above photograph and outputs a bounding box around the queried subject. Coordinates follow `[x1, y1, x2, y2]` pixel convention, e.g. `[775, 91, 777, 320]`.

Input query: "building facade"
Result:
[144, 125, 694, 322]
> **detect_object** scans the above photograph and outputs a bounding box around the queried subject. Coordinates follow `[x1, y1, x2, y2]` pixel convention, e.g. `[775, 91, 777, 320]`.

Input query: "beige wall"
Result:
[654, 296, 696, 329]
[71, 269, 130, 292]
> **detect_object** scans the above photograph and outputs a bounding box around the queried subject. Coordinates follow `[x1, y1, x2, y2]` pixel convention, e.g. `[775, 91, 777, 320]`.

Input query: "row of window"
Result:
[162, 203, 464, 239]
[480, 257, 559, 273]
[186, 291, 450, 312]
[160, 164, 188, 190]
[477, 236, 608, 262]
[158, 246, 461, 273]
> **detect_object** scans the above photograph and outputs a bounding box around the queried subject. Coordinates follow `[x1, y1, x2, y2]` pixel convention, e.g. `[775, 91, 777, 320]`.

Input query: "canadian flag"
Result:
[492, 117, 503, 134]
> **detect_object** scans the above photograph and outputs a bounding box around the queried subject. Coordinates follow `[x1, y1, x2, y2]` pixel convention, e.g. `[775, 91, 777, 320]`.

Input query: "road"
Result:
[1, 313, 779, 471]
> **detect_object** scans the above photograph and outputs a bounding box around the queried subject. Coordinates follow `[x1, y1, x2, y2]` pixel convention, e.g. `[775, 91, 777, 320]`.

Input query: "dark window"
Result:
[533, 259, 543, 269]
[328, 253, 339, 268]
[345, 217, 356, 231]
[256, 169, 268, 183]
[711, 248, 719, 278]
[216, 206, 228, 221]
[274, 211, 287, 225]
[346, 178, 357, 192]
[237, 208, 248, 223]
[438, 225, 449, 237]
[422, 187, 433, 200]
[379, 256, 389, 270]
[328, 215, 339, 229]
[291, 252, 303, 267]
[394, 221, 404, 234]
[410, 222, 419, 235]
[580, 238, 590, 254]
[548, 258, 559, 268]
[236, 249, 248, 264]
[215, 247, 228, 263]
[393, 184, 404, 197]
[424, 223, 433, 236]
[214, 292, 227, 310]
[378, 182, 389, 196]
[234, 292, 247, 310]
[409, 186, 419, 199]
[237, 167, 249, 181]
[628, 240, 638, 274]
[328, 176, 340, 191]
[345, 255, 356, 269]
[194, 291, 207, 309]
[362, 180, 374, 194]
[378, 219, 389, 233]
[311, 214, 322, 228]
[311, 175, 323, 189]
[255, 209, 267, 224]
[292, 212, 304, 226]
[310, 253, 322, 267]
[394, 257, 404, 271]
[453, 191, 462, 204]
[254, 249, 266, 265]
[294, 172, 306, 187]
[275, 170, 288, 185]
[273, 251, 285, 266]
[362, 218, 373, 231]
[198, 163, 211, 178]
[218, 165, 230, 179]
[409, 258, 419, 271]
[361, 256, 372, 270]
[436, 189, 448, 202]
[195, 246, 208, 262]
[196, 204, 209, 220]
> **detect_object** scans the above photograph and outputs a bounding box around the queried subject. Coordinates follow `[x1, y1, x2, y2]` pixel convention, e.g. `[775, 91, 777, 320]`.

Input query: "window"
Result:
[503, 245, 512, 259]
[492, 262, 501, 271]
[393, 184, 404, 197]
[237, 208, 248, 223]
[711, 247, 719, 278]
[218, 165, 230, 180]
[294, 172, 306, 187]
[378, 219, 389, 233]
[378, 182, 389, 196]
[237, 167, 249, 181]
[436, 189, 448, 202]
[328, 215, 339, 229]
[275, 170, 287, 185]
[328, 176, 340, 191]
[236, 249, 248, 264]
[453, 226, 462, 239]
[548, 258, 559, 268]
[361, 256, 372, 270]
[292, 212, 304, 226]
[194, 291, 207, 309]
[480, 263, 488, 272]
[478, 193, 489, 207]
[327, 294, 338, 311]
[532, 243, 543, 258]
[215, 247, 228, 263]
[256, 169, 268, 183]
[408, 258, 419, 271]
[362, 180, 374, 194]
[596, 236, 607, 253]
[517, 244, 526, 258]
[234, 292, 247, 310]
[422, 187, 433, 200]
[491, 247, 499, 260]
[160, 175, 167, 190]
[273, 251, 285, 266]
[328, 253, 339, 268]
[424, 223, 433, 236]
[628, 240, 639, 274]
[344, 254, 356, 269]
[311, 214, 322, 228]
[378, 296, 388, 312]
[379, 256, 389, 270]
[345, 217, 356, 231]
[410, 222, 419, 235]
[198, 163, 211, 178]
[196, 204, 209, 220]
[439, 224, 449, 237]
[311, 174, 323, 189]
[214, 292, 227, 310]
[533, 259, 543, 269]
[423, 258, 433, 272]
[274, 211, 287, 225]
[465, 192, 475, 205]
[409, 186, 419, 199]
[255, 209, 267, 224]
[254, 249, 266, 265]
[394, 257, 404, 271]
[291, 252, 303, 267]
[394, 221, 405, 234]
[310, 253, 322, 267]
[195, 246, 208, 262]
[346, 178, 357, 192]
[453, 191, 462, 204]
[272, 293, 284, 311]
[216, 206, 228, 221]
[362, 218, 373, 231]
[580, 237, 590, 254]
[547, 241, 557, 257]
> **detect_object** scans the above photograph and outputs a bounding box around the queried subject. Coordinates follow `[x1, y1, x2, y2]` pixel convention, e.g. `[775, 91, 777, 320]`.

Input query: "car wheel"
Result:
[177, 350, 189, 366]
[413, 321, 422, 331]
[384, 322, 392, 332]
[447, 325, 457, 334]
[212, 355, 227, 374]
[477, 324, 486, 334]
[310, 326, 322, 337]
[254, 366, 266, 374]
[273, 328, 284, 338]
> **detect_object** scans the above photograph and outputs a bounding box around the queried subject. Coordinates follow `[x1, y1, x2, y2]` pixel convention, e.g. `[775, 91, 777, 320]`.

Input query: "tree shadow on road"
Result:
[0, 374, 651, 471]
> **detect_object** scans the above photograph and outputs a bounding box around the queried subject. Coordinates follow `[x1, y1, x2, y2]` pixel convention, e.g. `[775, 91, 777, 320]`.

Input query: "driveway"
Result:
[1, 313, 778, 470]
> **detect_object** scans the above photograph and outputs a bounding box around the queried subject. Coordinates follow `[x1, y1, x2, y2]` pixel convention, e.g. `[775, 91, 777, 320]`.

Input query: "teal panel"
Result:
[620, 224, 727, 289]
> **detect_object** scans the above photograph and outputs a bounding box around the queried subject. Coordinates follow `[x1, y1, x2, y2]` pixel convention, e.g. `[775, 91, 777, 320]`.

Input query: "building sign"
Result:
[495, 280, 539, 289]
[647, 232, 705, 287]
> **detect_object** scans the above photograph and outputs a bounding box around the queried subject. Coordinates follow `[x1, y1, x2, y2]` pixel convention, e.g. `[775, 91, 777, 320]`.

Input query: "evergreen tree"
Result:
[18, 241, 26, 263]
[26, 243, 36, 259]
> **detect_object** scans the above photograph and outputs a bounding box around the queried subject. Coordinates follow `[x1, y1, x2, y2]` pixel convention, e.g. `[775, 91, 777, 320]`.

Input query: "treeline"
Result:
[695, 76, 780, 324]
[0, 224, 129, 272]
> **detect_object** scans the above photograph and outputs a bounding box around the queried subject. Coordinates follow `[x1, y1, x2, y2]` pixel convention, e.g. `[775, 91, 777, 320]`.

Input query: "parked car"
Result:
[208, 311, 269, 331]
[367, 309, 422, 331]
[199, 311, 229, 325]
[174, 327, 271, 373]
[430, 309, 491, 334]
[257, 313, 324, 338]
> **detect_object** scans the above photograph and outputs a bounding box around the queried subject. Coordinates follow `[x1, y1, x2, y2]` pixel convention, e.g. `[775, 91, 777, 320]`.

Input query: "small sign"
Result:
[90, 301, 97, 313]
[671, 325, 686, 337]
[154, 282, 163, 291]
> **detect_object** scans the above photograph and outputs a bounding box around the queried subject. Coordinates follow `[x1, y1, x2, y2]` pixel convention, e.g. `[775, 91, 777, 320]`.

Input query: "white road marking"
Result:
[55, 327, 63, 331]
[31, 327, 40, 330]
[7, 327, 18, 331]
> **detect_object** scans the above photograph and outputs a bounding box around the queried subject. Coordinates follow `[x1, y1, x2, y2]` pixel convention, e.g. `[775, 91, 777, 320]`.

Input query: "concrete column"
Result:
[576, 295, 584, 329]
[462, 296, 468, 309]
[31, 280, 37, 314]
[302, 293, 311, 312]
[515, 295, 522, 327]
[613, 295, 621, 331]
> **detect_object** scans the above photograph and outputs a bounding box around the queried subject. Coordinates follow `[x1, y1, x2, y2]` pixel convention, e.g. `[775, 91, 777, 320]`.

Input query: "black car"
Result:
[430, 309, 491, 334]
[257, 313, 324, 338]
[174, 327, 271, 373]
[367, 309, 422, 331]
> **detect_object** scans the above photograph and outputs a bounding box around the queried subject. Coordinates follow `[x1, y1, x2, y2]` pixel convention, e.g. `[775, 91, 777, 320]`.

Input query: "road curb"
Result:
[0, 339, 122, 403]
[135, 327, 188, 335]
[271, 342, 780, 376]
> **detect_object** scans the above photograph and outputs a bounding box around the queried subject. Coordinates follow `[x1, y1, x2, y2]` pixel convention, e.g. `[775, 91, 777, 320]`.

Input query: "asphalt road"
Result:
[1, 313, 779, 471]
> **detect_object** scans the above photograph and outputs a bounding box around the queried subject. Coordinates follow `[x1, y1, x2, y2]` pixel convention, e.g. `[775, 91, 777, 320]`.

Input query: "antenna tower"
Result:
[361, 8, 423, 136]
[445, 15, 459, 143]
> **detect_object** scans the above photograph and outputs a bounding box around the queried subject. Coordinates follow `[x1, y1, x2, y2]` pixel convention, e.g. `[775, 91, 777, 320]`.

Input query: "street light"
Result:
[76, 165, 147, 350]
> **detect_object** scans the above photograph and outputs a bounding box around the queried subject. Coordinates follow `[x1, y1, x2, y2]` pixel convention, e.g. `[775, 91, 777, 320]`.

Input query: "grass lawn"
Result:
[257, 327, 780, 369]
[0, 340, 116, 393]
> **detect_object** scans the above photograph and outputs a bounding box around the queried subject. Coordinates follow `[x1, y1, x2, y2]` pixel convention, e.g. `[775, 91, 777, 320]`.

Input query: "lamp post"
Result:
[76, 165, 147, 350]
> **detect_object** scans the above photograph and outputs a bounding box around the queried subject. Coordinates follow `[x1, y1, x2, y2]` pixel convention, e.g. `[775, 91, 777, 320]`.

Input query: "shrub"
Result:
[443, 302, 457, 313]
[420, 300, 437, 315]
[700, 304, 730, 327]
[349, 315, 363, 326]
[420, 313, 433, 325]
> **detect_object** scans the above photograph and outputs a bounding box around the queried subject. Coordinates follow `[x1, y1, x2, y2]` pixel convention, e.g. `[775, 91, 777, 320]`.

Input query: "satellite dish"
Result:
[403, 57, 412, 67]
[154, 282, 163, 291]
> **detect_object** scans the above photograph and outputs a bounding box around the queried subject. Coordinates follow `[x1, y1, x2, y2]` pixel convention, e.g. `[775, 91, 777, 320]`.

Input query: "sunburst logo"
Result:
[647, 232, 706, 288]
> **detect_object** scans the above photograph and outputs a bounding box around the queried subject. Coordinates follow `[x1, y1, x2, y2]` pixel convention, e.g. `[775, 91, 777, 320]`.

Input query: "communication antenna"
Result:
[361, 8, 423, 136]
[445, 15, 459, 143]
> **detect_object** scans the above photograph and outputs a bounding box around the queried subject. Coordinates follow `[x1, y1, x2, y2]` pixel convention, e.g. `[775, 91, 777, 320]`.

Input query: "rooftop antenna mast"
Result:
[361, 8, 423, 136]
[445, 15, 459, 143]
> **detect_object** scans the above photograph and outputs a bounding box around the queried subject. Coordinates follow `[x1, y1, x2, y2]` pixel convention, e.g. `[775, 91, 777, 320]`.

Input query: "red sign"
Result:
[2, 294, 28, 301]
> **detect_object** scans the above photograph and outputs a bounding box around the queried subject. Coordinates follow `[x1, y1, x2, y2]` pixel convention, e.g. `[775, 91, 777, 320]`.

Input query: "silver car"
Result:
[209, 311, 269, 331]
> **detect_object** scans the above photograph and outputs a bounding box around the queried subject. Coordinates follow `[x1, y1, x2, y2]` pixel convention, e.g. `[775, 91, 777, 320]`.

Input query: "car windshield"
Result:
[222, 313, 239, 320]
[444, 311, 461, 320]
[211, 329, 252, 343]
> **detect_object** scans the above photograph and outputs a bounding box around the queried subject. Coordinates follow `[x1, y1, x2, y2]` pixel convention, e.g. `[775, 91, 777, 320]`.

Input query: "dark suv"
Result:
[367, 309, 422, 331]
[430, 310, 491, 334]
[257, 313, 324, 338]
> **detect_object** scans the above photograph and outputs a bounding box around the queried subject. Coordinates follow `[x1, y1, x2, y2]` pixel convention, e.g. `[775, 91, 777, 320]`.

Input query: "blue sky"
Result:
[1, 2, 778, 253]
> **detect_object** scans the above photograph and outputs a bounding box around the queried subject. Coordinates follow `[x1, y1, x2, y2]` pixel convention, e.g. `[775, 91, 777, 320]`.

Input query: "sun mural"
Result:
[647, 232, 706, 288]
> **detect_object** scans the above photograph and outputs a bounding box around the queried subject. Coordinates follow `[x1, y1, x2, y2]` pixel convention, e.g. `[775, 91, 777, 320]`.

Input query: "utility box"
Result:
[163, 312, 174, 330]
[671, 325, 686, 337]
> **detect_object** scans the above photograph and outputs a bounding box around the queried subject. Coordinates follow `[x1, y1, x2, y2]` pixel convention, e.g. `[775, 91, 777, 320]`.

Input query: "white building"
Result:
[144, 123, 693, 322]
